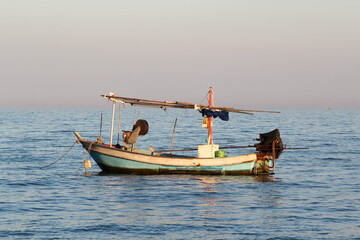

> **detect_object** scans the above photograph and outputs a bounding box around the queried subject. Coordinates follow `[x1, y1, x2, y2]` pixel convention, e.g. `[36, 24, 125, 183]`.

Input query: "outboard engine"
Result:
[255, 129, 283, 159]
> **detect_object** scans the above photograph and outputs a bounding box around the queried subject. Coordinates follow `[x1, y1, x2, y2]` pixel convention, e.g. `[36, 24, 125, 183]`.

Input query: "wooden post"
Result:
[97, 112, 103, 144]
[208, 87, 213, 144]
[100, 112, 103, 137]
[117, 104, 122, 145]
[170, 118, 178, 154]
[272, 140, 277, 171]
[110, 100, 116, 147]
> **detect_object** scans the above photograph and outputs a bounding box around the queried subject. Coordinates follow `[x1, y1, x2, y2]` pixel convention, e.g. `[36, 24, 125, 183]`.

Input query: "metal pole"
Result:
[117, 104, 122, 145]
[110, 100, 116, 147]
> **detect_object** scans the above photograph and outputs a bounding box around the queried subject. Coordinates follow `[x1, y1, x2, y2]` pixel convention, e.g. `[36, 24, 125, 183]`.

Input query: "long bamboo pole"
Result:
[101, 94, 279, 114]
[158, 145, 255, 153]
[157, 145, 308, 153]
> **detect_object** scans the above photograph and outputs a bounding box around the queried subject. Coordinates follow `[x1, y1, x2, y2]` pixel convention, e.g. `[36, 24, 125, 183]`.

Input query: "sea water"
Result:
[0, 108, 359, 239]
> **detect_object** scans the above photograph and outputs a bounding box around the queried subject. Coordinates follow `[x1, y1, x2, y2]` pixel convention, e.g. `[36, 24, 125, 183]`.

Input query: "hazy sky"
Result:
[1, 0, 359, 108]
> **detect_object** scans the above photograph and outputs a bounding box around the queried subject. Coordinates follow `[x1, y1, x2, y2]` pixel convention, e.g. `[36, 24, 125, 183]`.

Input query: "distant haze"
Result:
[1, 0, 359, 109]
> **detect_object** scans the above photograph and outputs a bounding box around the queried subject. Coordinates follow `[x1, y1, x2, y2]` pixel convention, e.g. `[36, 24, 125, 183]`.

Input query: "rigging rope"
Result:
[40, 140, 79, 169]
[200, 90, 210, 106]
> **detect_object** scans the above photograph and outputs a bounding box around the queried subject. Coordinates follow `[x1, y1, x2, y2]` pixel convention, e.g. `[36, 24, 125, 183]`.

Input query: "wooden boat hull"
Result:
[78, 139, 271, 175]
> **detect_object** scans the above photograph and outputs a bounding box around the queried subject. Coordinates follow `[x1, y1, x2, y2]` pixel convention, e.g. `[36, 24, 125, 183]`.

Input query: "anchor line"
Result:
[40, 140, 79, 169]
[76, 161, 84, 172]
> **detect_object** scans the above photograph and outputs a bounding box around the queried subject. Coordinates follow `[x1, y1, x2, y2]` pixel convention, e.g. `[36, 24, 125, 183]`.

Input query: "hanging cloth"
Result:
[200, 109, 229, 121]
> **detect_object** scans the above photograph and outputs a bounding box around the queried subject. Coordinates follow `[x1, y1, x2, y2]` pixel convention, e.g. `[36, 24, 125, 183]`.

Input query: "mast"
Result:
[208, 87, 213, 145]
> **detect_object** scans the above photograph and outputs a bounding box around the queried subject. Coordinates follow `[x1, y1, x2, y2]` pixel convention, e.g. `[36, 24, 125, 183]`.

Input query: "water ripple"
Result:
[0, 109, 359, 239]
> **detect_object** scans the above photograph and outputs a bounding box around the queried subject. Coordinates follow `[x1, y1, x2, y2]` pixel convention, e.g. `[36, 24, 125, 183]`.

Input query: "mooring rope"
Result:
[76, 163, 84, 172]
[40, 140, 79, 169]
[84, 142, 94, 162]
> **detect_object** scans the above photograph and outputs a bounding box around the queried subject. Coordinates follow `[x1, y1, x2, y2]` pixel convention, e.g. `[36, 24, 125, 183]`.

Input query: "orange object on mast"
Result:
[208, 87, 213, 144]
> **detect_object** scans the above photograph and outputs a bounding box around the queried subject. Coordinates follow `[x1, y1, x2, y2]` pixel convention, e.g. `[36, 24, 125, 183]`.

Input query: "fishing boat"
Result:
[74, 87, 283, 175]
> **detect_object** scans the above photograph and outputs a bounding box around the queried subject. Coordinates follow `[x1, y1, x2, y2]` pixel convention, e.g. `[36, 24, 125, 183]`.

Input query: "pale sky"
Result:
[1, 0, 359, 108]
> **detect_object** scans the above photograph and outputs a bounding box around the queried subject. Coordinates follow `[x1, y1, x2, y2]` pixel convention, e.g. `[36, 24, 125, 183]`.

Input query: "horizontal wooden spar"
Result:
[102, 94, 279, 115]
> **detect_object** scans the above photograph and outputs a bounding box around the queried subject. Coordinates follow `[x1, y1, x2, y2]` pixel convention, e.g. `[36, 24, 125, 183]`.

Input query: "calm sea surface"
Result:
[0, 108, 359, 239]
